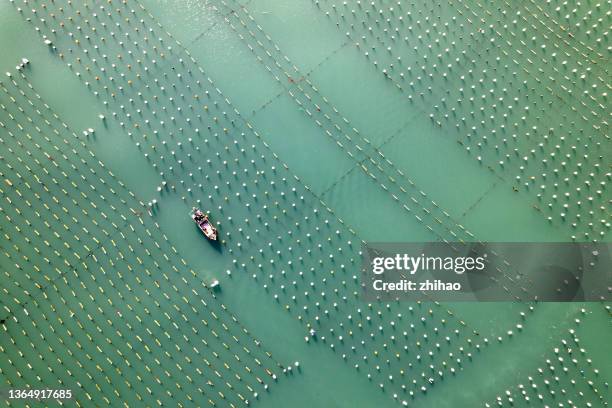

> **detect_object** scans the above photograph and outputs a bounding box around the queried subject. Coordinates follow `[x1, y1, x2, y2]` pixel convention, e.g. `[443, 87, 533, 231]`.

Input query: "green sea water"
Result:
[0, 0, 609, 407]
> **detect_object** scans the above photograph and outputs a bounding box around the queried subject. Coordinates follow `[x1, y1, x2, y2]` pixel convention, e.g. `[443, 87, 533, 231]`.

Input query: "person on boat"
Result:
[193, 210, 205, 222]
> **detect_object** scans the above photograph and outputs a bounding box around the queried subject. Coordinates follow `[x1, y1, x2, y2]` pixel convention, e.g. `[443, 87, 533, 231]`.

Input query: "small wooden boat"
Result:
[191, 208, 218, 241]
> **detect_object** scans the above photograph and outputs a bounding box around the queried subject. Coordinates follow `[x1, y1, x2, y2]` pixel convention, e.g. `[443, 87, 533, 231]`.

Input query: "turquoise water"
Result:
[0, 0, 609, 407]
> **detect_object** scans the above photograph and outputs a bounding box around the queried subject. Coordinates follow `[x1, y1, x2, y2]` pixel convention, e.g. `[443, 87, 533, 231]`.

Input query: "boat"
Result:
[191, 208, 218, 241]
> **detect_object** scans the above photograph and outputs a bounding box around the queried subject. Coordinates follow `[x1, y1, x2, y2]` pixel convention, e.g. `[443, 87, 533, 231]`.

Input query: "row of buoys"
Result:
[487, 324, 608, 407]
